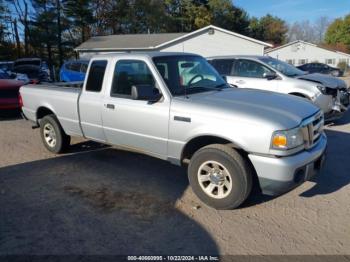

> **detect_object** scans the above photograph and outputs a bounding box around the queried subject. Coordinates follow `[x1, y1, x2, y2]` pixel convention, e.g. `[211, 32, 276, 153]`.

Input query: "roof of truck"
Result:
[89, 52, 201, 60]
[207, 55, 269, 60]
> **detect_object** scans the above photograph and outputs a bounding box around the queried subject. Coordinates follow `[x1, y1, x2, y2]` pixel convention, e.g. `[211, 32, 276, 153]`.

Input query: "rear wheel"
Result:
[40, 114, 70, 153]
[188, 144, 252, 210]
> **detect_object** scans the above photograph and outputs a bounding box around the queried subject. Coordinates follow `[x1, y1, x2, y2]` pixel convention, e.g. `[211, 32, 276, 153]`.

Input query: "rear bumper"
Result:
[0, 98, 20, 109]
[248, 133, 327, 196]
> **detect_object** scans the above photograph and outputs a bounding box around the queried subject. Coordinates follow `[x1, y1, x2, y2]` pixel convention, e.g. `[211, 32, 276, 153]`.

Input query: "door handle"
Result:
[105, 104, 115, 110]
[236, 80, 245, 84]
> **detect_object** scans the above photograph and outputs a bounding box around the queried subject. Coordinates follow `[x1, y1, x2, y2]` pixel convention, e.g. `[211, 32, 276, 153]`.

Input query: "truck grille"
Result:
[301, 111, 324, 149]
[0, 89, 19, 99]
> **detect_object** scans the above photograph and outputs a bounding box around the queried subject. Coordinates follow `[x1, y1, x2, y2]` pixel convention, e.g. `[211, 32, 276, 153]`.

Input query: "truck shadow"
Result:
[0, 109, 22, 121]
[300, 128, 350, 197]
[0, 148, 218, 255]
[326, 109, 350, 126]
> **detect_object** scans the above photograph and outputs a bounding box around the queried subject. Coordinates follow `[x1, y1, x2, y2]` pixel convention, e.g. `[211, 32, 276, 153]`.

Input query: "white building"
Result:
[266, 40, 350, 67]
[75, 25, 272, 59]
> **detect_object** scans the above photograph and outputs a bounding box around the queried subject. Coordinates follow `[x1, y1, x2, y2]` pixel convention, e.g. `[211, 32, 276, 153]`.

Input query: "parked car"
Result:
[0, 78, 24, 109]
[20, 52, 327, 210]
[0, 69, 30, 84]
[0, 61, 14, 72]
[13, 58, 50, 83]
[297, 62, 344, 77]
[208, 56, 349, 121]
[59, 60, 89, 82]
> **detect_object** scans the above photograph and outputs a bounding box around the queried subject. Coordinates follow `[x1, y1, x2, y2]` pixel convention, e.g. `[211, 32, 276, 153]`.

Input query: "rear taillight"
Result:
[18, 93, 23, 108]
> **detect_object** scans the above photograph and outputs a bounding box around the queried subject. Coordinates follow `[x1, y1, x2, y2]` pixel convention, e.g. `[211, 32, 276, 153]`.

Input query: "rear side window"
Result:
[85, 60, 107, 92]
[212, 59, 234, 75]
[68, 62, 81, 72]
[233, 59, 273, 78]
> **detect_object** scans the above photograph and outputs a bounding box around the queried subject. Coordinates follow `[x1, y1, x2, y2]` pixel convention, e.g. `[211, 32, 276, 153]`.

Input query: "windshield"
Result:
[153, 55, 228, 96]
[259, 57, 306, 77]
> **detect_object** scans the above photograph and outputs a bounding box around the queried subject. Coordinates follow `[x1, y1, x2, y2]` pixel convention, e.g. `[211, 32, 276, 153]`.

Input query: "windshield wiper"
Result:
[214, 83, 229, 90]
[188, 86, 225, 93]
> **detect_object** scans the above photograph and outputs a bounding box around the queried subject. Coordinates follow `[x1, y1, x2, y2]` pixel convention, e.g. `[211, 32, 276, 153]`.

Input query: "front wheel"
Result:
[188, 144, 252, 210]
[40, 114, 70, 153]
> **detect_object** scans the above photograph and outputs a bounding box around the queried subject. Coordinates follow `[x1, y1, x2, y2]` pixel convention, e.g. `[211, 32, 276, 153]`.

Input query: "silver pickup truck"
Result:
[20, 52, 327, 210]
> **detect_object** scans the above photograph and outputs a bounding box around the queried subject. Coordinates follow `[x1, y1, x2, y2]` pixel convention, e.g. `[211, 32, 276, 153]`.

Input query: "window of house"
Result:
[298, 59, 307, 65]
[326, 59, 334, 65]
[110, 60, 155, 98]
[85, 60, 107, 92]
[286, 59, 294, 65]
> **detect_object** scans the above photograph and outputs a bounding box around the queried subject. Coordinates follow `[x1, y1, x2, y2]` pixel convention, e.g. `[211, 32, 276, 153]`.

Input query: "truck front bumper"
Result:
[248, 133, 327, 196]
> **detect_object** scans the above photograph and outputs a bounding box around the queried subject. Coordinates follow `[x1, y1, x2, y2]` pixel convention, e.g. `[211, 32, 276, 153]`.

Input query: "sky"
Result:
[234, 0, 349, 23]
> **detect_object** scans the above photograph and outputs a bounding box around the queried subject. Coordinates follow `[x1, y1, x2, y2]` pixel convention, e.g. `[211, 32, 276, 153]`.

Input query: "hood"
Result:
[295, 73, 347, 89]
[0, 79, 24, 90]
[176, 88, 319, 130]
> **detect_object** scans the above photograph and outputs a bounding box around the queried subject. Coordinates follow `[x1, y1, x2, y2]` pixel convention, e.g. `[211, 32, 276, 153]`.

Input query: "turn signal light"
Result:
[272, 135, 287, 148]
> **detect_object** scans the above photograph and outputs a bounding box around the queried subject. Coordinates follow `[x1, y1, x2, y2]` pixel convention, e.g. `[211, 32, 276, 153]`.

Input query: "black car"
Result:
[13, 58, 50, 83]
[297, 62, 343, 77]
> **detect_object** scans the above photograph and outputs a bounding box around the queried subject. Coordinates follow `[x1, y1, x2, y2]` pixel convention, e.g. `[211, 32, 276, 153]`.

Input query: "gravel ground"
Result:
[0, 110, 350, 255]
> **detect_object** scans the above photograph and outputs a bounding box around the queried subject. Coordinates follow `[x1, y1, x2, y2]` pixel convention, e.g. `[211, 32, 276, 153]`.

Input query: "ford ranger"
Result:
[20, 52, 327, 210]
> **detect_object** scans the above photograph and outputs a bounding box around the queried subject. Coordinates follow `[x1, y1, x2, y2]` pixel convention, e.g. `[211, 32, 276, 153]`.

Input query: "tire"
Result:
[188, 144, 253, 210]
[40, 114, 70, 153]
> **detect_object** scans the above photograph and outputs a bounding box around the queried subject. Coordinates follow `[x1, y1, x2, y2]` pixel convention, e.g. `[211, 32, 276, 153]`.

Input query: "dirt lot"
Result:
[0, 110, 350, 255]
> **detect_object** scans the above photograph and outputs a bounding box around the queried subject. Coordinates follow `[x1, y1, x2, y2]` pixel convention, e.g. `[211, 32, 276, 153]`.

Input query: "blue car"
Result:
[59, 60, 89, 82]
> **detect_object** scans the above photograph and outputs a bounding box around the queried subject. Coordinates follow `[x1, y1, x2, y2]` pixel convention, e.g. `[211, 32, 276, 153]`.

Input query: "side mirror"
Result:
[221, 75, 227, 82]
[131, 85, 162, 103]
[263, 71, 277, 80]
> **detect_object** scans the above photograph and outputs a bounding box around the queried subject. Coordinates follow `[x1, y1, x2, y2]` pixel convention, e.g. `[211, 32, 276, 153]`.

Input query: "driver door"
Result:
[227, 59, 279, 92]
[102, 59, 170, 158]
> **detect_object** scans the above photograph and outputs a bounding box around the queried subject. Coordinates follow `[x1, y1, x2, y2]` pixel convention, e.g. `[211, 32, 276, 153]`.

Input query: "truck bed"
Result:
[20, 82, 83, 137]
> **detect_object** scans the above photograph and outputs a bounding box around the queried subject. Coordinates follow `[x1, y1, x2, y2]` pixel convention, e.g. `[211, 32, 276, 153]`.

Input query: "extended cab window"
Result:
[85, 60, 107, 92]
[234, 59, 272, 78]
[111, 60, 155, 98]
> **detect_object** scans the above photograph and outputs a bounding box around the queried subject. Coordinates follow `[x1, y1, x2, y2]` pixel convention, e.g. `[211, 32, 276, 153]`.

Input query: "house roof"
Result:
[75, 25, 272, 52]
[265, 40, 350, 57]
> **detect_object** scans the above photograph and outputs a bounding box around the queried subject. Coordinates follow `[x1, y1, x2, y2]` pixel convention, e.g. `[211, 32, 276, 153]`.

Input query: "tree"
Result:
[249, 14, 288, 45]
[63, 0, 94, 42]
[287, 17, 331, 44]
[0, 0, 17, 60]
[208, 0, 250, 35]
[314, 16, 331, 43]
[325, 14, 350, 52]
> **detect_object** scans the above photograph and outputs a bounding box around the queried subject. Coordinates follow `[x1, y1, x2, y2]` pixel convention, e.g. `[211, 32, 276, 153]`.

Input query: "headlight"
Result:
[316, 85, 327, 94]
[271, 127, 304, 150]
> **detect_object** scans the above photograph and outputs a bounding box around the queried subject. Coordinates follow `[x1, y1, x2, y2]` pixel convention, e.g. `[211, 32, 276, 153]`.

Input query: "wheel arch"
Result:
[181, 135, 261, 193]
[289, 92, 310, 99]
[36, 106, 57, 123]
[181, 135, 244, 163]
